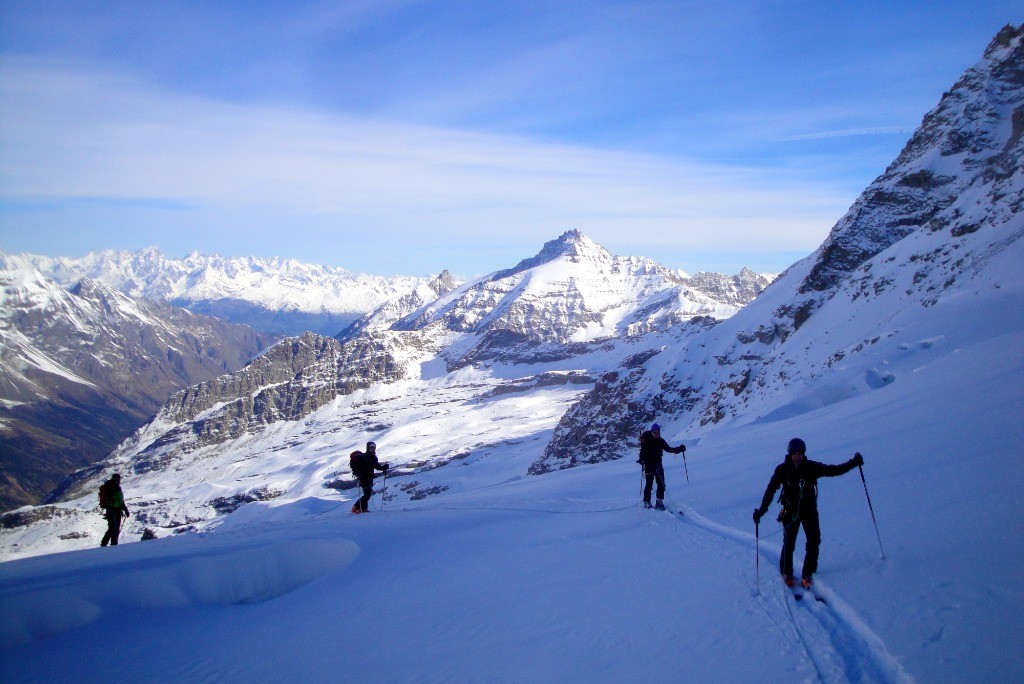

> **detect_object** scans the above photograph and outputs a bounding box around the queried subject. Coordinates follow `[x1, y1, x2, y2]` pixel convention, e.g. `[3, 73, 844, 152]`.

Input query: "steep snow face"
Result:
[535, 26, 1024, 473]
[800, 23, 1024, 295]
[3, 248, 439, 336]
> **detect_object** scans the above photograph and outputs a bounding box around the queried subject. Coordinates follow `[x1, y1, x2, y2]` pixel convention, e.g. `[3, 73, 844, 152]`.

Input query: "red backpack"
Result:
[98, 482, 111, 509]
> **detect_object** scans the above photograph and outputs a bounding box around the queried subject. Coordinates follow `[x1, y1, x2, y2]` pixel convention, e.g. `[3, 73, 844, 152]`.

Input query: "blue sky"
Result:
[0, 1, 1018, 277]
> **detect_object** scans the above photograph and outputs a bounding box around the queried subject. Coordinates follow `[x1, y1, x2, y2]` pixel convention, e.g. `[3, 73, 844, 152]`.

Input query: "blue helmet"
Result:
[651, 423, 661, 432]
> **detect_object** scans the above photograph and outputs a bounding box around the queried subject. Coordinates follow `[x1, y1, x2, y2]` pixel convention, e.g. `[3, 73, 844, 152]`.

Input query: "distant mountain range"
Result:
[2, 249, 439, 337]
[0, 264, 273, 511]
[2, 25, 1020, 561]
[0, 234, 769, 514]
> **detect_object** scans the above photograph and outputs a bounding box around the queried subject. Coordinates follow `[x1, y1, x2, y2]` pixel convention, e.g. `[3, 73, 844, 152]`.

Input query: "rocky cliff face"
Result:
[800, 24, 1023, 296]
[72, 330, 420, 490]
[531, 24, 1024, 474]
[0, 266, 271, 510]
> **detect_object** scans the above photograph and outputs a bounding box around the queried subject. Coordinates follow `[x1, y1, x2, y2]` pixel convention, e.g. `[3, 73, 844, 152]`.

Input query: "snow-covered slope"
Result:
[0, 263, 270, 510]
[2, 248, 439, 336]
[0, 312, 1019, 680]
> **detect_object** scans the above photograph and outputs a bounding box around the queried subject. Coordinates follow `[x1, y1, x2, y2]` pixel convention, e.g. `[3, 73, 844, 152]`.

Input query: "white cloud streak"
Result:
[0, 58, 853, 270]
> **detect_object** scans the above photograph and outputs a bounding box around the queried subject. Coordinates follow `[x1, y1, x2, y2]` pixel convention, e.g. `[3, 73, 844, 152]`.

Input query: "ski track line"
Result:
[672, 503, 915, 684]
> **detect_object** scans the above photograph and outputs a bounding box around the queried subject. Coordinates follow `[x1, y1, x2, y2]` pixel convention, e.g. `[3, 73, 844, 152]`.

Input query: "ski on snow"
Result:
[787, 581, 826, 604]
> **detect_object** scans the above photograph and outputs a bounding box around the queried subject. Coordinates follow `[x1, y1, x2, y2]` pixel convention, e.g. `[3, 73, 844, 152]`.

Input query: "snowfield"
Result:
[1, 273, 1021, 681]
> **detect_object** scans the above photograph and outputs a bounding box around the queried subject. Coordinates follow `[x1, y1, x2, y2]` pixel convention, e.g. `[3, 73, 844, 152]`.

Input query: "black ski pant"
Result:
[780, 508, 821, 579]
[643, 467, 666, 504]
[357, 476, 375, 512]
[101, 512, 123, 546]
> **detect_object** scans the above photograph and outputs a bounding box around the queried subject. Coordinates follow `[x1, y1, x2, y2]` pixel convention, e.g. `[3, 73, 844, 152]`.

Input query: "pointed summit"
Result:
[490, 230, 612, 281]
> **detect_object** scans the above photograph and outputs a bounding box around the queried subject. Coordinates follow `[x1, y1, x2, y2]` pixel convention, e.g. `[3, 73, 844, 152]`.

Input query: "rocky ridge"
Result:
[0, 264, 271, 510]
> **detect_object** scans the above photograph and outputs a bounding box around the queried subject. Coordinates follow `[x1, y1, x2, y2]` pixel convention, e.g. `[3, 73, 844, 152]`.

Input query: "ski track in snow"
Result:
[354, 483, 915, 684]
[663, 499, 914, 684]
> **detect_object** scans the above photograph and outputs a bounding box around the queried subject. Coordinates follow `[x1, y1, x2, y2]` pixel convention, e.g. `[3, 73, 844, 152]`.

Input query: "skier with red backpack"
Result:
[98, 473, 130, 546]
[350, 441, 389, 514]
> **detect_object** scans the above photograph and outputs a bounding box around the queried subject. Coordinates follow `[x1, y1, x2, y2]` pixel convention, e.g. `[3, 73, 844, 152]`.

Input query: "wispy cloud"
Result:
[0, 57, 855, 273]
[773, 126, 914, 142]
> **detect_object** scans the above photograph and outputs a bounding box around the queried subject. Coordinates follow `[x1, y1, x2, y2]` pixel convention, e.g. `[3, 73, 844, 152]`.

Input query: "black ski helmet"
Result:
[788, 438, 806, 454]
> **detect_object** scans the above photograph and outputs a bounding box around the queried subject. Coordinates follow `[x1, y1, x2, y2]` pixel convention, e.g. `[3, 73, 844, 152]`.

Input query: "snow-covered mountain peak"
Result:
[379, 232, 761, 353]
[4, 248, 439, 336]
[489, 229, 614, 281]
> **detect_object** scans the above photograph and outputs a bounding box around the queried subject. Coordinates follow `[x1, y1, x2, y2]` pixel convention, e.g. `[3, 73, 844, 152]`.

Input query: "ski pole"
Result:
[755, 520, 761, 594]
[681, 451, 690, 483]
[858, 460, 886, 559]
[379, 468, 389, 511]
[639, 462, 645, 505]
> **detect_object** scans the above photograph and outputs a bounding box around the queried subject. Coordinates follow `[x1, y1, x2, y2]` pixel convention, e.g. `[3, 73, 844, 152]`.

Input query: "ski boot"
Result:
[643, 501, 653, 509]
[654, 500, 665, 510]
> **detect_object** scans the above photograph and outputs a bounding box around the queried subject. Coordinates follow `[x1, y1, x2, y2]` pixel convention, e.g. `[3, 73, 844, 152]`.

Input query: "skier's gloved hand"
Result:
[852, 453, 864, 467]
[382, 463, 390, 472]
[752, 509, 763, 524]
[123, 510, 130, 518]
[679, 445, 686, 453]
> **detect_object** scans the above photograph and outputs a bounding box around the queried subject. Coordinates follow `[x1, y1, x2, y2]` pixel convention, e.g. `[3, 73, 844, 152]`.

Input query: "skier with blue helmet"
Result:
[637, 423, 686, 510]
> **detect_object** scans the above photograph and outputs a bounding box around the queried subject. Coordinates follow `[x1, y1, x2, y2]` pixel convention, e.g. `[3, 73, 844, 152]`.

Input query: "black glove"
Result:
[752, 509, 763, 524]
[123, 509, 130, 519]
[382, 463, 390, 472]
[679, 445, 686, 453]
[852, 452, 864, 467]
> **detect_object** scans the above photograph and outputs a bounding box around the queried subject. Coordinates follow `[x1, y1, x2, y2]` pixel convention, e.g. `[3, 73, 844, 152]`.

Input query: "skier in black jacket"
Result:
[753, 438, 863, 588]
[350, 441, 389, 514]
[638, 423, 686, 510]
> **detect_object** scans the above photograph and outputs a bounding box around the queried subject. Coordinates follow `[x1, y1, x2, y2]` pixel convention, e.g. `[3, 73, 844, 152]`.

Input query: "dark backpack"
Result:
[350, 450, 368, 478]
[638, 430, 653, 463]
